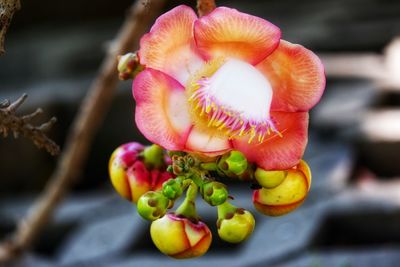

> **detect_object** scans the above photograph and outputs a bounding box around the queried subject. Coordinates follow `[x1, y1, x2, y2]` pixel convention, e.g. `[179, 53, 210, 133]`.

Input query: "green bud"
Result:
[218, 151, 248, 177]
[255, 168, 287, 188]
[218, 210, 255, 243]
[117, 52, 144, 80]
[217, 202, 255, 243]
[186, 155, 195, 167]
[143, 144, 164, 169]
[171, 155, 187, 175]
[201, 181, 228, 206]
[137, 191, 169, 221]
[162, 177, 184, 200]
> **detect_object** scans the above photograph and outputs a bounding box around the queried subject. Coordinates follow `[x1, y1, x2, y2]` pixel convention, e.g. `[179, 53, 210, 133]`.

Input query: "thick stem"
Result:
[200, 162, 218, 171]
[0, 0, 21, 54]
[175, 182, 199, 222]
[217, 201, 238, 221]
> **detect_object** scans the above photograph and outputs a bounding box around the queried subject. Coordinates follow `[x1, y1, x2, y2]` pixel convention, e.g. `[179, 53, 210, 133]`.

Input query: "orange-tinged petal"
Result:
[257, 40, 325, 112]
[139, 5, 204, 85]
[133, 69, 192, 151]
[232, 112, 308, 170]
[194, 7, 281, 65]
[185, 125, 232, 156]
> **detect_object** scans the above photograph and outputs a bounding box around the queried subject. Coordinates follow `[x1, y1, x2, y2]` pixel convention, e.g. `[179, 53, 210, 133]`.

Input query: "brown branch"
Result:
[0, 94, 60, 155]
[0, 0, 166, 262]
[0, 0, 21, 54]
[197, 0, 216, 17]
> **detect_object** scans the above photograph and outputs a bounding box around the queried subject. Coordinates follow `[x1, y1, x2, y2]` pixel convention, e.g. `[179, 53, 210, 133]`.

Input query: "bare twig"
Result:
[0, 0, 166, 262]
[0, 0, 21, 54]
[197, 0, 216, 17]
[0, 94, 60, 155]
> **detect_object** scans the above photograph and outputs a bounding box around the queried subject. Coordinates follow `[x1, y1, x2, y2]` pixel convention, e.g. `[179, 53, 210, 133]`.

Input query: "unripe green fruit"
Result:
[201, 182, 228, 206]
[137, 191, 169, 221]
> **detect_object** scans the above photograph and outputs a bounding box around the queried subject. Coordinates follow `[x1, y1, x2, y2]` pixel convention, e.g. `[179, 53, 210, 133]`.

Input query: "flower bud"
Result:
[109, 143, 173, 203]
[218, 151, 248, 177]
[150, 213, 212, 259]
[201, 181, 228, 206]
[255, 168, 287, 189]
[162, 176, 184, 200]
[137, 191, 169, 221]
[143, 144, 165, 169]
[117, 52, 143, 80]
[217, 209, 255, 243]
[253, 160, 312, 216]
[171, 155, 187, 175]
[108, 142, 145, 201]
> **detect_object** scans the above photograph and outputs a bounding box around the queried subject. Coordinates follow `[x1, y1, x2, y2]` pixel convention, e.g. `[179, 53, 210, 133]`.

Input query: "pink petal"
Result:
[139, 5, 204, 85]
[232, 112, 309, 170]
[133, 69, 192, 151]
[194, 7, 281, 65]
[257, 40, 326, 112]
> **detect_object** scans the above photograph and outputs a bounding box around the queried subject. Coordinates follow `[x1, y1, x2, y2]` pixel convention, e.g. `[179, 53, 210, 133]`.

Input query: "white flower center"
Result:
[189, 59, 278, 143]
[205, 59, 273, 121]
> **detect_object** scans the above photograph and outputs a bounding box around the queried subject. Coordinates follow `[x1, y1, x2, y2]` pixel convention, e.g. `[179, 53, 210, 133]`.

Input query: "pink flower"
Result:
[133, 5, 325, 170]
[109, 142, 173, 203]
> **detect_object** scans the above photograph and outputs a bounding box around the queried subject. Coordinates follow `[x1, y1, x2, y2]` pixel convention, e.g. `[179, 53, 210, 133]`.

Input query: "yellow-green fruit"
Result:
[253, 160, 312, 216]
[218, 210, 255, 243]
[255, 168, 287, 188]
[150, 213, 212, 259]
[108, 143, 146, 202]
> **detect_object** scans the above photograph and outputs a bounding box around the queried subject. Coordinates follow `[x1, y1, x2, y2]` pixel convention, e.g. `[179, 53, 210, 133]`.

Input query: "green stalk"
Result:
[217, 201, 238, 220]
[175, 182, 199, 222]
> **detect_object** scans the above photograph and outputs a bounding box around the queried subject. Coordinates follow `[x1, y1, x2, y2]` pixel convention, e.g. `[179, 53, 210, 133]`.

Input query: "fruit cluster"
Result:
[109, 142, 312, 259]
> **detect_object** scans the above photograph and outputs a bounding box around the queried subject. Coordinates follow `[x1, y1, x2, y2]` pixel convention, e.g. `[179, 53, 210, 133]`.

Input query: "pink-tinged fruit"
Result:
[109, 142, 144, 201]
[108, 142, 173, 203]
[253, 160, 312, 216]
[150, 213, 212, 259]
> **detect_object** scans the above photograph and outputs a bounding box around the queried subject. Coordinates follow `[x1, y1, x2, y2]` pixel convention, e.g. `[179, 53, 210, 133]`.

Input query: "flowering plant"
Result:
[110, 4, 324, 259]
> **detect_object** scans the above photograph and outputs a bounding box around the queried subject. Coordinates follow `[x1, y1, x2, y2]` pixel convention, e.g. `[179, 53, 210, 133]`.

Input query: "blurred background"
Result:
[1, 0, 400, 266]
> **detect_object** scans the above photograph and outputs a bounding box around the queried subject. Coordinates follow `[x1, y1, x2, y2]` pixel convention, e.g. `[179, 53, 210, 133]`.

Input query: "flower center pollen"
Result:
[188, 59, 280, 143]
